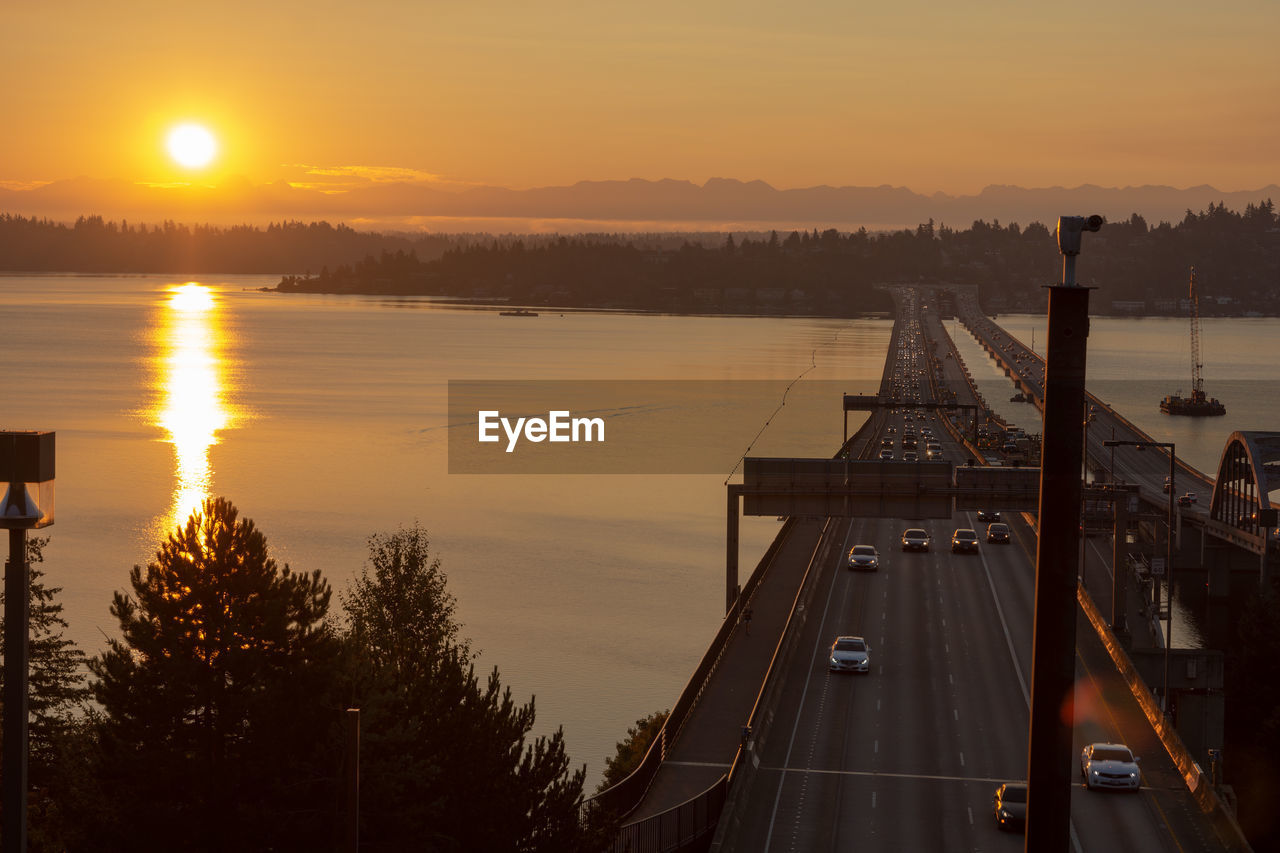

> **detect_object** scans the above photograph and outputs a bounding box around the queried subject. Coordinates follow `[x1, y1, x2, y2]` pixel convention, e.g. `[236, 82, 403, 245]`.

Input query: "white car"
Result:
[847, 545, 879, 571]
[1080, 742, 1141, 791]
[829, 636, 871, 673]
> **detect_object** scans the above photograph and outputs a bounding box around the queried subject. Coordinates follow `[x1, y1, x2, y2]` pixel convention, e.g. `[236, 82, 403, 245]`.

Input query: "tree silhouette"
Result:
[340, 525, 609, 852]
[88, 497, 338, 851]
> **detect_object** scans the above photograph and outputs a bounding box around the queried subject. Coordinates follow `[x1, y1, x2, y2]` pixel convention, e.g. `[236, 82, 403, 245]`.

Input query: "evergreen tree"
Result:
[341, 525, 610, 852]
[0, 537, 90, 770]
[596, 709, 669, 793]
[88, 497, 339, 851]
[0, 536, 96, 850]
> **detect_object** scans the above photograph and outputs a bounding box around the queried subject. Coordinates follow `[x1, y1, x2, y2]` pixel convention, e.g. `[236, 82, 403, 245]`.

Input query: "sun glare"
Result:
[166, 123, 218, 169]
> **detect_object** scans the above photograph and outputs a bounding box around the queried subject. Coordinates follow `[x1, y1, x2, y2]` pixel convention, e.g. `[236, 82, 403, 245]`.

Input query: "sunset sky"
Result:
[5, 0, 1277, 220]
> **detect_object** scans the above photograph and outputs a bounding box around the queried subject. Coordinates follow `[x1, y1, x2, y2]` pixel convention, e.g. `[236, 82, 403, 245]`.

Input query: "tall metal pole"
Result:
[1025, 215, 1099, 853]
[4, 527, 30, 853]
[345, 708, 360, 853]
[1164, 448, 1175, 715]
[1112, 491, 1130, 641]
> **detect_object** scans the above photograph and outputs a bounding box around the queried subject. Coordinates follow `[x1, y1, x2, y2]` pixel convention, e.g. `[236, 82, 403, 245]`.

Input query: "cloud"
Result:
[280, 163, 444, 192]
[0, 179, 54, 191]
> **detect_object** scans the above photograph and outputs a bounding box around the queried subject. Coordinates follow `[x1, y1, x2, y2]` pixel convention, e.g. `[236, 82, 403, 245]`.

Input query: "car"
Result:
[1182, 492, 1197, 504]
[902, 450, 918, 462]
[976, 509, 1001, 522]
[926, 447, 943, 460]
[847, 545, 879, 571]
[992, 782, 1027, 832]
[881, 437, 894, 448]
[986, 522, 1011, 543]
[879, 449, 894, 461]
[901, 528, 930, 552]
[828, 636, 871, 673]
[1177, 494, 1192, 507]
[951, 528, 980, 553]
[1163, 477, 1173, 493]
[1080, 742, 1141, 791]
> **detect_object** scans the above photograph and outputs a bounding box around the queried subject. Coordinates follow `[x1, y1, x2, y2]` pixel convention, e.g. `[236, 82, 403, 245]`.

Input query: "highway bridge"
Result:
[593, 286, 1260, 852]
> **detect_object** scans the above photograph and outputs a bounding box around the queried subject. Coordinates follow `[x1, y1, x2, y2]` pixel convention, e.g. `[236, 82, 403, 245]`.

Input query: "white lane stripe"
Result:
[762, 518, 841, 853]
[970, 512, 1083, 853]
[976, 523, 1030, 705]
[765, 766, 1017, 784]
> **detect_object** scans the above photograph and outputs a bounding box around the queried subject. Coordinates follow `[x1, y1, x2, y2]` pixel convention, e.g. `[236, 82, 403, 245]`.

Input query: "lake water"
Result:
[4, 275, 1277, 785]
[1, 274, 890, 784]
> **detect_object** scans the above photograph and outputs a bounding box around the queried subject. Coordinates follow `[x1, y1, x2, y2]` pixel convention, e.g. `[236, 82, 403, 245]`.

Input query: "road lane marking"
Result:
[968, 518, 1081, 851]
[976, 529, 1030, 705]
[663, 761, 733, 769]
[765, 766, 1017, 784]
[762, 518, 844, 853]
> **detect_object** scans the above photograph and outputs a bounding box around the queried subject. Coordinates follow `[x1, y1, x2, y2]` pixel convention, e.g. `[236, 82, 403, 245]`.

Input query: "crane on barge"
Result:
[1160, 266, 1226, 416]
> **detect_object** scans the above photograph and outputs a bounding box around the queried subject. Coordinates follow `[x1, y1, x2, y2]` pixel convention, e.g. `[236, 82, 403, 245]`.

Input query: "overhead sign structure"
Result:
[742, 457, 954, 520]
[953, 465, 1041, 511]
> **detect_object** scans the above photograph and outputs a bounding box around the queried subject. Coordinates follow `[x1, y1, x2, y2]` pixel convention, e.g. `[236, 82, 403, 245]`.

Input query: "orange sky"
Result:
[5, 0, 1278, 204]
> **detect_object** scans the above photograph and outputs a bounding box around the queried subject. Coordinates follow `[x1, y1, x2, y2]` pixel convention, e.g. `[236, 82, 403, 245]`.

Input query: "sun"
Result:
[166, 123, 218, 169]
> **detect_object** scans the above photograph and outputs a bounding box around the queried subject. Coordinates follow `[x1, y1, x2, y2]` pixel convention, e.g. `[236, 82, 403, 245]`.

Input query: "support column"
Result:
[1025, 283, 1090, 853]
[4, 528, 30, 853]
[727, 485, 743, 613]
[1112, 492, 1130, 641]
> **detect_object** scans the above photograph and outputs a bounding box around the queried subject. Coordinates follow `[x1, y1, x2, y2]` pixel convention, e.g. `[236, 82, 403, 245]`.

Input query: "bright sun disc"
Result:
[167, 123, 217, 168]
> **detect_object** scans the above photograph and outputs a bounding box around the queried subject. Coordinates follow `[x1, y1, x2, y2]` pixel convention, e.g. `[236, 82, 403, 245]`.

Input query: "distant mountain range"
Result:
[3, 176, 1277, 232]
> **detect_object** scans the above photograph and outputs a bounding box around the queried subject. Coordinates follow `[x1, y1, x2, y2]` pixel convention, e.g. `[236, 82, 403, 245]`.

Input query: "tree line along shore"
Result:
[3, 199, 1279, 316]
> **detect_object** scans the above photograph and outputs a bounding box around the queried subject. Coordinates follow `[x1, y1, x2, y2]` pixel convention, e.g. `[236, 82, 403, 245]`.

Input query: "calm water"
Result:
[5, 276, 1278, 784]
[1, 274, 889, 784]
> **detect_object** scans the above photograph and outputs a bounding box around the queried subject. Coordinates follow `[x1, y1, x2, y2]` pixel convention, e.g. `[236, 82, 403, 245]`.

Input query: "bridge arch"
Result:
[1209, 431, 1280, 532]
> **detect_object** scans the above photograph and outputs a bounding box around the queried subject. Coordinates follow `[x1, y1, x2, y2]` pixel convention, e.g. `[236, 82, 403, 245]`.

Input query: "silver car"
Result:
[829, 636, 871, 673]
[847, 545, 879, 571]
[1080, 743, 1141, 791]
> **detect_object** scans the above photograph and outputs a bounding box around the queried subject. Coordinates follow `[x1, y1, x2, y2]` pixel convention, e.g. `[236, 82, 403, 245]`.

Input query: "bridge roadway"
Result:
[618, 287, 1227, 850]
[948, 286, 1215, 504]
[708, 290, 1222, 851]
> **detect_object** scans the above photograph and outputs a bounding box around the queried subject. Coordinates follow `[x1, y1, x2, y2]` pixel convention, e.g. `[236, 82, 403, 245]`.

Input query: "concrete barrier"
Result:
[1077, 585, 1252, 852]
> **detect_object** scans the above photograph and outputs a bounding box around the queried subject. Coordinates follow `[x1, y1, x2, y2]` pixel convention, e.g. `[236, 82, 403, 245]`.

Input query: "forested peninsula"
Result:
[4, 199, 1278, 316]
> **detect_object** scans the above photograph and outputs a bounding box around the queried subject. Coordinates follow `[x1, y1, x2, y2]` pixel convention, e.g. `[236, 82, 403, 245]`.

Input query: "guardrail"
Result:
[591, 363, 888, 850]
[1077, 585, 1252, 852]
[590, 514, 797, 825]
[710, 517, 834, 850]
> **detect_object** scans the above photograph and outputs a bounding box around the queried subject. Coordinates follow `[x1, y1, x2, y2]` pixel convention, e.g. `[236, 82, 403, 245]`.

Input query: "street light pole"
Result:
[1165, 447, 1175, 718]
[1, 431, 55, 853]
[1024, 214, 1101, 853]
[1103, 438, 1175, 715]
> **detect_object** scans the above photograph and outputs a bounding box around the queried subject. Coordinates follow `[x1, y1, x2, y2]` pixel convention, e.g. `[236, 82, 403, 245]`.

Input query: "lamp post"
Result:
[1103, 438, 1175, 716]
[1, 431, 55, 853]
[1024, 214, 1100, 853]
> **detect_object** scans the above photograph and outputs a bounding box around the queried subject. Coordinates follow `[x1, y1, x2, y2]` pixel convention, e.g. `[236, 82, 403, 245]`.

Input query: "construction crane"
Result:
[1190, 266, 1204, 395]
[1160, 267, 1226, 416]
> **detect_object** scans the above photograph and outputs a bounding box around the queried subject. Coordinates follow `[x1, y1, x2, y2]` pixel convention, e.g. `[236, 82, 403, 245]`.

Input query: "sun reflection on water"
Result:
[154, 282, 231, 531]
